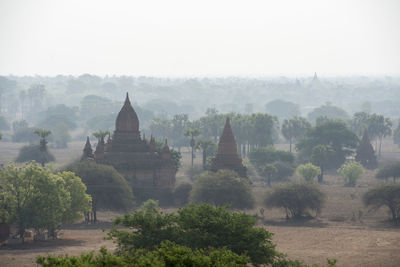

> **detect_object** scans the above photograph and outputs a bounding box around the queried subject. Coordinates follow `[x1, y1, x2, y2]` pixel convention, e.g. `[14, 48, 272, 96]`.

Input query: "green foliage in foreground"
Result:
[0, 163, 91, 238]
[363, 184, 400, 224]
[36, 241, 249, 267]
[109, 203, 277, 265]
[265, 183, 325, 219]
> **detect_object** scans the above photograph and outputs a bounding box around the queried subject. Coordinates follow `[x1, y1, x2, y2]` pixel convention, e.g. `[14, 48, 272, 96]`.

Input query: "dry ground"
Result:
[1, 139, 400, 266]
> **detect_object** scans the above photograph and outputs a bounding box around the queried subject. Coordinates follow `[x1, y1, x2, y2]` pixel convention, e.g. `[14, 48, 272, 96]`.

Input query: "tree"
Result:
[184, 128, 201, 168]
[92, 130, 109, 141]
[281, 117, 311, 152]
[355, 130, 378, 169]
[265, 99, 300, 119]
[307, 104, 349, 124]
[337, 161, 364, 187]
[265, 182, 325, 219]
[248, 146, 295, 171]
[52, 123, 71, 148]
[36, 241, 250, 266]
[190, 170, 254, 209]
[367, 114, 392, 156]
[195, 139, 217, 170]
[171, 114, 189, 151]
[109, 203, 278, 265]
[58, 172, 92, 224]
[173, 183, 193, 206]
[66, 160, 134, 222]
[297, 120, 358, 171]
[375, 162, 400, 182]
[34, 128, 52, 167]
[363, 184, 400, 224]
[0, 163, 91, 239]
[393, 119, 400, 148]
[296, 163, 321, 183]
[262, 164, 277, 187]
[0, 115, 10, 131]
[310, 144, 335, 183]
[15, 144, 55, 164]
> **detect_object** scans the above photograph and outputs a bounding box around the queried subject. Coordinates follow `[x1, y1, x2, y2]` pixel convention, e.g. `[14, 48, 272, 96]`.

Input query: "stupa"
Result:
[210, 117, 247, 177]
[82, 93, 176, 200]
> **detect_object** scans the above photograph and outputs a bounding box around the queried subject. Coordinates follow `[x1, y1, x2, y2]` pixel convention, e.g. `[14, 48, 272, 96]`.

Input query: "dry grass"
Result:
[1, 139, 400, 266]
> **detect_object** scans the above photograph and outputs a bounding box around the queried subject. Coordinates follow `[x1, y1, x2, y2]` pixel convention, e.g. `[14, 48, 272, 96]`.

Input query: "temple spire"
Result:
[217, 117, 237, 155]
[82, 136, 93, 159]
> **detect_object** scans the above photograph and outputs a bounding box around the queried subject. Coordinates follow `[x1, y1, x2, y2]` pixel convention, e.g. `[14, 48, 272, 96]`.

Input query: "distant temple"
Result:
[210, 117, 247, 177]
[82, 93, 176, 200]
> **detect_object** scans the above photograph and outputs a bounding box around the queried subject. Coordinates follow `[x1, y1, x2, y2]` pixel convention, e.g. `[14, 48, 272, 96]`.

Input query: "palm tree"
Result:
[34, 128, 52, 167]
[184, 128, 201, 168]
[196, 139, 217, 170]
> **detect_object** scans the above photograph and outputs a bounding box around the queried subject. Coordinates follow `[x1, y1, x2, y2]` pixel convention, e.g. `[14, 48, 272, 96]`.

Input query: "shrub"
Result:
[15, 144, 55, 164]
[265, 182, 325, 219]
[190, 169, 254, 209]
[337, 161, 364, 186]
[173, 182, 192, 206]
[37, 241, 250, 266]
[272, 161, 295, 181]
[66, 160, 134, 221]
[297, 163, 321, 183]
[109, 203, 278, 265]
[363, 184, 400, 224]
[375, 162, 400, 182]
[12, 126, 38, 143]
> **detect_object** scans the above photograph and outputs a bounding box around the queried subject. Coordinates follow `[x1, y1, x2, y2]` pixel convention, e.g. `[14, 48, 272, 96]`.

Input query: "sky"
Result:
[0, 0, 399, 76]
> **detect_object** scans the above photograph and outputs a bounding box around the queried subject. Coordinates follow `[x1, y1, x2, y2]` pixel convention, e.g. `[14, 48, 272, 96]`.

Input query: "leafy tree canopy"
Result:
[265, 99, 300, 119]
[109, 202, 278, 265]
[0, 163, 91, 238]
[307, 104, 349, 124]
[191, 170, 254, 209]
[249, 146, 295, 171]
[376, 162, 400, 182]
[337, 161, 364, 186]
[265, 182, 325, 219]
[363, 184, 400, 224]
[296, 120, 358, 169]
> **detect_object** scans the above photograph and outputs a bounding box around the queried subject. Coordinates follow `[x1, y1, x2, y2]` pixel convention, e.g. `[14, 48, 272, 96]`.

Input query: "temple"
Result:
[210, 117, 247, 177]
[81, 93, 176, 200]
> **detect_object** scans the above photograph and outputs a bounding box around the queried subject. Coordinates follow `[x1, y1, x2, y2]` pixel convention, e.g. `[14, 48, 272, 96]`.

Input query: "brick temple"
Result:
[82, 93, 176, 200]
[210, 117, 247, 177]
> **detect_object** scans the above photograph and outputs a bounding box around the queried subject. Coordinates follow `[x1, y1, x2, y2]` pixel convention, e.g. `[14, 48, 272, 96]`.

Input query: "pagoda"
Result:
[355, 129, 378, 169]
[210, 117, 247, 177]
[82, 93, 176, 200]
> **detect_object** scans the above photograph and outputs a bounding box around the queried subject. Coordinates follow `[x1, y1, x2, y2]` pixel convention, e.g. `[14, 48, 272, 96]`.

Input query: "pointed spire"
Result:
[82, 136, 93, 159]
[217, 117, 237, 155]
[115, 92, 139, 132]
[163, 139, 170, 153]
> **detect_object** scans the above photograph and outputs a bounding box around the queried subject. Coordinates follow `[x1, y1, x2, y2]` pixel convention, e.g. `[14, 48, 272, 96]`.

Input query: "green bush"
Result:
[337, 161, 364, 186]
[363, 184, 400, 224]
[249, 147, 295, 171]
[15, 144, 55, 164]
[297, 163, 321, 183]
[173, 182, 192, 206]
[109, 203, 278, 265]
[375, 162, 400, 182]
[190, 169, 254, 209]
[37, 241, 249, 267]
[265, 182, 325, 219]
[66, 160, 134, 220]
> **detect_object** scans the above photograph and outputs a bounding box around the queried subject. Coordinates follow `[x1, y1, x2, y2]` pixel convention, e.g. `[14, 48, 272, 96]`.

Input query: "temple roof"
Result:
[217, 117, 237, 155]
[115, 93, 139, 132]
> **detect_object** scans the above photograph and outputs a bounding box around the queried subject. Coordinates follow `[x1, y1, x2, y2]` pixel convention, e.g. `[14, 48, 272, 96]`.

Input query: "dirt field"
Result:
[1, 139, 400, 266]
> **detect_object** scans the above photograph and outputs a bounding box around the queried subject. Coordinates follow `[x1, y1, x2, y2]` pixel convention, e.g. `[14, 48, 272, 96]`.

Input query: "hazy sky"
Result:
[0, 0, 399, 76]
